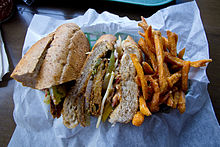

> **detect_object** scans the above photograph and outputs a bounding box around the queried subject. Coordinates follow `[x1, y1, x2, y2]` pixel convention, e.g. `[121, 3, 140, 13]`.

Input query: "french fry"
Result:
[159, 91, 172, 105]
[162, 37, 169, 51]
[138, 16, 148, 31]
[167, 91, 174, 107]
[142, 61, 154, 74]
[135, 16, 213, 118]
[167, 30, 178, 56]
[130, 54, 148, 100]
[145, 26, 155, 54]
[138, 38, 158, 72]
[163, 63, 170, 77]
[150, 92, 160, 112]
[182, 61, 190, 92]
[132, 111, 145, 127]
[164, 51, 184, 67]
[146, 75, 160, 112]
[135, 76, 141, 87]
[154, 31, 168, 93]
[139, 96, 152, 116]
[178, 90, 186, 114]
[190, 59, 212, 67]
[172, 90, 180, 109]
[138, 31, 145, 38]
[178, 48, 185, 59]
[167, 71, 181, 88]
[147, 75, 160, 93]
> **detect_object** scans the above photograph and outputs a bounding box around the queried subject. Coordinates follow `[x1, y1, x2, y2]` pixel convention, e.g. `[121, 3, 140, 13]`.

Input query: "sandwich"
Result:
[11, 23, 90, 118]
[62, 34, 142, 128]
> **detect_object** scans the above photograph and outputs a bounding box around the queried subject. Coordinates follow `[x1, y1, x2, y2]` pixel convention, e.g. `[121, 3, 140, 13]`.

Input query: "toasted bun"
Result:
[62, 34, 116, 128]
[11, 23, 90, 90]
[109, 36, 141, 124]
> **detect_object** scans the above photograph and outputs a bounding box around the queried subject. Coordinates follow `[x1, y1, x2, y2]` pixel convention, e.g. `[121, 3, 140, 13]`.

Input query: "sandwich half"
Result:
[62, 34, 142, 128]
[11, 23, 90, 118]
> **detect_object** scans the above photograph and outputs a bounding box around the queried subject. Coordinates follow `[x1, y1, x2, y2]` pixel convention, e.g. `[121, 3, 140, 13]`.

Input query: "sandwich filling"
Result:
[43, 82, 74, 118]
[87, 36, 124, 127]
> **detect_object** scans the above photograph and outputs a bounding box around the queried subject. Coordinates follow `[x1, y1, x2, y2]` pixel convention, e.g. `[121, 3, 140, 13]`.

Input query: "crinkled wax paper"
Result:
[0, 30, 9, 81]
[9, 1, 220, 147]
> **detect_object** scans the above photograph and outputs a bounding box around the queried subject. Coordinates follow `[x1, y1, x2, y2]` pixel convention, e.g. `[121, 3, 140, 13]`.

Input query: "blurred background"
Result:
[0, 0, 219, 146]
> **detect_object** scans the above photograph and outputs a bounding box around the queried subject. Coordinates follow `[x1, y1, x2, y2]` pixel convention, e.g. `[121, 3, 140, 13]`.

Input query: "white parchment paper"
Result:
[9, 1, 220, 146]
[0, 29, 9, 81]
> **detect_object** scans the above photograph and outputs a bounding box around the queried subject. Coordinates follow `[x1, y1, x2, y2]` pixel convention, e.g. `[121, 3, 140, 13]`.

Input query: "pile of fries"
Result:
[131, 17, 212, 127]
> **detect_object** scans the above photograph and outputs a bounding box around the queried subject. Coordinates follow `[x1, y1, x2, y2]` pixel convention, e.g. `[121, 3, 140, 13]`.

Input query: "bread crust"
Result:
[109, 36, 141, 124]
[11, 23, 90, 90]
[62, 34, 116, 128]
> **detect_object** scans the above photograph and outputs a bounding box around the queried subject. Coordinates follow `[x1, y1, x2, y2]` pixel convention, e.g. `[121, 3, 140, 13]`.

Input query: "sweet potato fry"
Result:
[150, 92, 160, 112]
[163, 63, 170, 77]
[162, 37, 169, 51]
[190, 59, 212, 67]
[154, 31, 168, 93]
[147, 75, 160, 93]
[138, 38, 158, 72]
[135, 76, 141, 87]
[164, 51, 184, 67]
[138, 38, 148, 55]
[159, 91, 172, 105]
[142, 61, 154, 74]
[139, 96, 152, 116]
[138, 31, 145, 38]
[167, 30, 178, 56]
[130, 54, 148, 100]
[132, 111, 145, 126]
[138, 16, 148, 31]
[172, 90, 180, 109]
[167, 71, 181, 88]
[182, 61, 190, 92]
[145, 26, 155, 53]
[178, 48, 185, 59]
[178, 90, 186, 114]
[167, 91, 174, 107]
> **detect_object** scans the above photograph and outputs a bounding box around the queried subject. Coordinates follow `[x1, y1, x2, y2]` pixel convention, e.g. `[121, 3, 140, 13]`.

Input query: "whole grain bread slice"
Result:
[109, 36, 142, 124]
[11, 23, 90, 90]
[62, 34, 116, 128]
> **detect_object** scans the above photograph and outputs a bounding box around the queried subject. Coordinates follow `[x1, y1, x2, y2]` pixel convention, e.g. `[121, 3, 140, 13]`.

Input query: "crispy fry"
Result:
[178, 90, 186, 114]
[135, 76, 141, 87]
[182, 61, 190, 92]
[138, 31, 145, 38]
[159, 91, 172, 105]
[162, 37, 169, 51]
[147, 75, 160, 93]
[138, 38, 158, 72]
[132, 111, 145, 127]
[164, 51, 184, 67]
[172, 90, 180, 109]
[142, 61, 154, 74]
[130, 54, 148, 100]
[145, 26, 155, 53]
[154, 31, 168, 93]
[167, 91, 174, 107]
[163, 63, 170, 77]
[139, 96, 152, 116]
[190, 59, 212, 67]
[167, 71, 181, 88]
[178, 48, 185, 59]
[147, 76, 160, 112]
[136, 17, 213, 117]
[138, 16, 148, 31]
[150, 92, 160, 112]
[141, 16, 147, 25]
[167, 30, 178, 56]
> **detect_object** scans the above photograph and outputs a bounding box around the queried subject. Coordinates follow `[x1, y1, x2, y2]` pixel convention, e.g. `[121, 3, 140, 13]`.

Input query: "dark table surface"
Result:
[1, 0, 219, 146]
